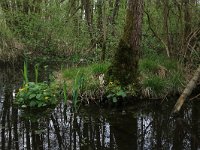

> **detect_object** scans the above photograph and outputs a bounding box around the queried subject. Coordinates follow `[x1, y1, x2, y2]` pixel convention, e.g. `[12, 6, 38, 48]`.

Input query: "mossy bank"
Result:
[55, 54, 186, 104]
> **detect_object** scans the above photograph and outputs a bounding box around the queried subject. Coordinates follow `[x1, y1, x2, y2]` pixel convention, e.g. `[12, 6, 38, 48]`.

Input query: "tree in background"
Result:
[108, 0, 144, 86]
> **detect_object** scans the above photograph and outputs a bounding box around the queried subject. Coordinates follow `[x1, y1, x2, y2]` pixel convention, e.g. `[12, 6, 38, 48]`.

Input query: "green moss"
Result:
[108, 39, 138, 86]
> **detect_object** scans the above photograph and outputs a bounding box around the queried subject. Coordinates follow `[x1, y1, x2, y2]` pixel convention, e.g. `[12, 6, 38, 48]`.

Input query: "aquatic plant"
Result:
[16, 82, 58, 108]
[106, 81, 127, 103]
[16, 62, 59, 109]
[71, 72, 85, 111]
[61, 62, 110, 102]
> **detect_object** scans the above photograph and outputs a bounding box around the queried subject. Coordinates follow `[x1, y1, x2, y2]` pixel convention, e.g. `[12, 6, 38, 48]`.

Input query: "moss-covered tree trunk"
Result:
[109, 0, 143, 86]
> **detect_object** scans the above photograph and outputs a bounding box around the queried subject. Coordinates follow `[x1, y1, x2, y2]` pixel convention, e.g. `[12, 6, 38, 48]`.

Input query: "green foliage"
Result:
[143, 76, 166, 95]
[91, 63, 109, 74]
[139, 54, 185, 98]
[139, 58, 159, 73]
[72, 73, 85, 111]
[63, 62, 110, 79]
[17, 62, 59, 109]
[106, 81, 126, 103]
[168, 71, 184, 92]
[60, 62, 110, 102]
[0, 14, 22, 61]
[63, 82, 68, 104]
[16, 82, 58, 108]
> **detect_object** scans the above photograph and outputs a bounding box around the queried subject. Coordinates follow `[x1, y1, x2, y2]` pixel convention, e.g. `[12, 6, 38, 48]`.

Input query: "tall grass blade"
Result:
[23, 61, 28, 84]
[72, 71, 85, 111]
[35, 64, 39, 83]
[63, 81, 68, 104]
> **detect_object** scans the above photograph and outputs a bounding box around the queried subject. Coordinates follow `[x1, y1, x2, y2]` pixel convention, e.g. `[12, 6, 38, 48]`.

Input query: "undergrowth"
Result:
[139, 54, 185, 98]
[58, 55, 185, 103]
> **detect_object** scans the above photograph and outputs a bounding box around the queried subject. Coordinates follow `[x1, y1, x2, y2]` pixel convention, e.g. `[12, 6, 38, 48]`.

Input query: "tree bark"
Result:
[108, 0, 143, 86]
[173, 65, 200, 113]
[110, 0, 120, 36]
[163, 0, 171, 57]
[83, 0, 94, 45]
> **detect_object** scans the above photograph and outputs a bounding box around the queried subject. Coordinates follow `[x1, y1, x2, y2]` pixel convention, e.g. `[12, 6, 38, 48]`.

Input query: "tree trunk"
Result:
[83, 0, 94, 45]
[173, 65, 200, 113]
[96, 0, 107, 61]
[110, 0, 120, 36]
[108, 0, 143, 86]
[163, 0, 171, 57]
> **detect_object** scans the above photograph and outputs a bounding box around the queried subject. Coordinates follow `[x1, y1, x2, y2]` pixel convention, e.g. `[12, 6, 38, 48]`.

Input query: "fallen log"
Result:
[173, 65, 200, 113]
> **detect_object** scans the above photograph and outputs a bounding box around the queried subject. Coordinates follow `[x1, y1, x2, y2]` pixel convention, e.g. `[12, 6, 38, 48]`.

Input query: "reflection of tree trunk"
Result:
[6, 87, 12, 150]
[69, 114, 72, 149]
[109, 115, 138, 149]
[73, 115, 77, 150]
[81, 117, 89, 149]
[51, 114, 63, 149]
[172, 113, 185, 150]
[89, 116, 95, 148]
[1, 85, 12, 150]
[47, 119, 51, 149]
[31, 121, 44, 150]
[12, 105, 19, 150]
[95, 118, 101, 148]
[1, 96, 8, 150]
[73, 114, 82, 149]
[191, 101, 200, 150]
[25, 120, 31, 150]
[102, 118, 105, 147]
[154, 113, 162, 149]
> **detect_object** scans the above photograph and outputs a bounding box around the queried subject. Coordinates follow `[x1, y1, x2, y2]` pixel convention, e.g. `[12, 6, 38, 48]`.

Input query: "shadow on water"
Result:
[0, 65, 200, 150]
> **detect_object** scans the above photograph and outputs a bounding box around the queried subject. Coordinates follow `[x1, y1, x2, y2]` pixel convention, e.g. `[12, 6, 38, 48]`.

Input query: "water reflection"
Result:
[0, 66, 200, 150]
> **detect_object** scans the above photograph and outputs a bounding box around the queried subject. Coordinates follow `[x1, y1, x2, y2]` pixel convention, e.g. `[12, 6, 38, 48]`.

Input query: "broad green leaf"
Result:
[30, 101, 36, 107]
[117, 90, 126, 97]
[38, 102, 43, 107]
[29, 94, 36, 99]
[36, 94, 42, 99]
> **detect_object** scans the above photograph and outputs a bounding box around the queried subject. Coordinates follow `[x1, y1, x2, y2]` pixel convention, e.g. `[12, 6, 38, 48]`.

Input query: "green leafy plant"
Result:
[16, 62, 58, 109]
[16, 82, 58, 108]
[106, 81, 127, 103]
[63, 81, 68, 104]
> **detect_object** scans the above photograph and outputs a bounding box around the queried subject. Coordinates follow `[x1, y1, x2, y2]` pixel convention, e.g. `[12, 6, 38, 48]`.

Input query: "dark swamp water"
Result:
[0, 64, 200, 150]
